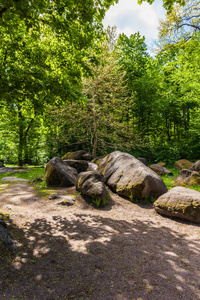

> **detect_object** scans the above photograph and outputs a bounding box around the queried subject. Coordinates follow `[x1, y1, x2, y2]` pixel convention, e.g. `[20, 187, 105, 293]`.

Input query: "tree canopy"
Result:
[0, 0, 200, 165]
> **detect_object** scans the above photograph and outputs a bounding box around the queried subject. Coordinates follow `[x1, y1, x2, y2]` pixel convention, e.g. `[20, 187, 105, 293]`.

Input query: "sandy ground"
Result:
[0, 182, 200, 300]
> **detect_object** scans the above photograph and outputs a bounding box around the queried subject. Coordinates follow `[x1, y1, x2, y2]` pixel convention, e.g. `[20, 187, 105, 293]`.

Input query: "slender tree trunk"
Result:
[92, 93, 97, 158]
[182, 103, 188, 133]
[166, 118, 171, 141]
[18, 109, 24, 166]
[23, 119, 34, 164]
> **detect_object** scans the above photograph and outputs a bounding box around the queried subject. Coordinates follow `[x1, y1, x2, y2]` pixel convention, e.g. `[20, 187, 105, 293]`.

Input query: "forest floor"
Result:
[0, 182, 200, 300]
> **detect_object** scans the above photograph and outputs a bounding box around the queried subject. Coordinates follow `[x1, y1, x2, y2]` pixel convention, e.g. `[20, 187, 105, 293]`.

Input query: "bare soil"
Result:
[0, 182, 200, 300]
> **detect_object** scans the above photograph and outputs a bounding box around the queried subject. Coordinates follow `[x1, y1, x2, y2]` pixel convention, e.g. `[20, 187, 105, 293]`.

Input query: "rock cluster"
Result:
[45, 151, 168, 205]
[43, 151, 200, 223]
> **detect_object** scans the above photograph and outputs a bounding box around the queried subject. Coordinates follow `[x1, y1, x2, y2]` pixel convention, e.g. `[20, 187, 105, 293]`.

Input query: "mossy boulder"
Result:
[76, 171, 107, 206]
[157, 162, 166, 167]
[45, 157, 78, 187]
[63, 159, 88, 173]
[190, 160, 200, 172]
[154, 187, 200, 223]
[91, 156, 105, 166]
[62, 150, 93, 161]
[149, 164, 173, 176]
[62, 150, 86, 160]
[81, 153, 93, 161]
[174, 169, 200, 186]
[174, 159, 193, 170]
[97, 151, 168, 200]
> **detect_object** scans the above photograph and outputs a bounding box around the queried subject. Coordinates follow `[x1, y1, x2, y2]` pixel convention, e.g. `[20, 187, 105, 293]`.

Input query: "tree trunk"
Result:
[92, 94, 97, 158]
[182, 103, 188, 133]
[23, 119, 34, 164]
[18, 109, 24, 166]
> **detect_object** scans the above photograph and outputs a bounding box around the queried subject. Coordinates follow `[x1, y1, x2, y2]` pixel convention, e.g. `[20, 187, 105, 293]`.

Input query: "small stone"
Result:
[6, 205, 13, 211]
[1, 177, 28, 182]
[56, 196, 76, 206]
[48, 193, 64, 200]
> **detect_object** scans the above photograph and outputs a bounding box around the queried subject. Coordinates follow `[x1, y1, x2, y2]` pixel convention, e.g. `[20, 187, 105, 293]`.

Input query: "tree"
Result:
[156, 0, 200, 50]
[115, 32, 159, 137]
[47, 40, 135, 158]
[0, 0, 122, 165]
[83, 42, 134, 157]
[0, 18, 84, 165]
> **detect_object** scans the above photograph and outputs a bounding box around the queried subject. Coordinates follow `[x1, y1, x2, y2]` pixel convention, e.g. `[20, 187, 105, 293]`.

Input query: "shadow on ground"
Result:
[0, 212, 200, 300]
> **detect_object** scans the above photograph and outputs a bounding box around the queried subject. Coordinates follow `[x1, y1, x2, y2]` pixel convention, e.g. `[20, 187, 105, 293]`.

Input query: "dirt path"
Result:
[0, 182, 200, 300]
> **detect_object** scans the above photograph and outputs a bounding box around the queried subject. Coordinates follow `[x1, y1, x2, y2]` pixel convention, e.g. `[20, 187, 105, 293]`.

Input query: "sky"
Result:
[103, 0, 166, 52]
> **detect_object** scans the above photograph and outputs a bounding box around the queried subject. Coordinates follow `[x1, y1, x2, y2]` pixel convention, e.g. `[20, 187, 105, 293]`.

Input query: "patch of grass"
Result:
[129, 195, 155, 204]
[91, 192, 110, 208]
[11, 167, 45, 182]
[0, 211, 10, 221]
[160, 175, 176, 190]
[0, 166, 48, 197]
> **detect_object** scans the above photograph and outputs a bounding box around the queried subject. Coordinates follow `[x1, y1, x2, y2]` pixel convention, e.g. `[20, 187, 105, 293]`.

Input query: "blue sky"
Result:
[103, 0, 166, 52]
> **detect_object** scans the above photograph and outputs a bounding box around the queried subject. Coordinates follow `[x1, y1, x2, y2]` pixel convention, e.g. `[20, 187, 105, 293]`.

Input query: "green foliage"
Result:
[129, 193, 155, 204]
[92, 192, 110, 208]
[0, 0, 200, 166]
[138, 0, 185, 12]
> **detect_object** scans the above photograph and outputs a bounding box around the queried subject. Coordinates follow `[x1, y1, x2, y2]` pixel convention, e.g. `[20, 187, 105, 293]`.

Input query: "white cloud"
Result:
[103, 0, 166, 49]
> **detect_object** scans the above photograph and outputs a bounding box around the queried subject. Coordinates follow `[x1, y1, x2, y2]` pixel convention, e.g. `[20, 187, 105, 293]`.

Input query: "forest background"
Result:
[0, 0, 200, 166]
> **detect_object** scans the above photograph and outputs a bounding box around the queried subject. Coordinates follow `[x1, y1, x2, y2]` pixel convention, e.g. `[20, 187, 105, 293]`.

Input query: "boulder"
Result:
[157, 162, 166, 167]
[87, 162, 98, 171]
[149, 164, 173, 176]
[190, 160, 200, 172]
[174, 159, 193, 170]
[137, 157, 148, 166]
[63, 159, 88, 173]
[1, 177, 28, 182]
[81, 153, 93, 161]
[174, 169, 200, 186]
[97, 151, 168, 200]
[76, 171, 107, 206]
[0, 221, 18, 250]
[45, 157, 78, 187]
[62, 150, 92, 161]
[154, 187, 200, 223]
[0, 168, 27, 174]
[91, 156, 105, 166]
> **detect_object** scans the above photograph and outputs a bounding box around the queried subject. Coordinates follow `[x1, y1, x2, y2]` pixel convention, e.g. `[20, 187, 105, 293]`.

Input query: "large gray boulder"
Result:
[154, 187, 200, 223]
[45, 157, 78, 187]
[137, 157, 148, 166]
[76, 171, 107, 206]
[63, 159, 88, 173]
[149, 164, 173, 176]
[62, 150, 93, 161]
[97, 151, 168, 200]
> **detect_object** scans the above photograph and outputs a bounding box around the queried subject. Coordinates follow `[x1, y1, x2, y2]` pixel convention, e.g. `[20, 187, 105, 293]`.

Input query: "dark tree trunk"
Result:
[182, 103, 188, 133]
[18, 110, 24, 166]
